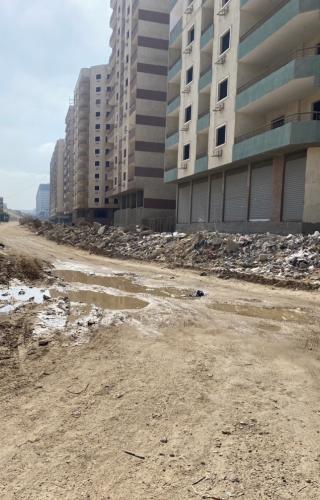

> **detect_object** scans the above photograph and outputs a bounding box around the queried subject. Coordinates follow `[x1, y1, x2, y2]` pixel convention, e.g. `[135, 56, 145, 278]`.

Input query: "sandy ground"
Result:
[0, 222, 320, 500]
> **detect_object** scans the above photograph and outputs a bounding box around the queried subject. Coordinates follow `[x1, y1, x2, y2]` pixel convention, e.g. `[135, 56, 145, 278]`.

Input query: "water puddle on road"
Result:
[51, 288, 148, 310]
[0, 285, 49, 315]
[210, 303, 310, 323]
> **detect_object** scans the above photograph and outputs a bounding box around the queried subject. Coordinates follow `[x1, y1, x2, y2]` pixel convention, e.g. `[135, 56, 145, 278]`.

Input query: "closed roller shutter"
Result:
[191, 179, 208, 223]
[177, 183, 191, 224]
[224, 167, 248, 222]
[209, 174, 223, 222]
[249, 163, 273, 221]
[282, 155, 306, 221]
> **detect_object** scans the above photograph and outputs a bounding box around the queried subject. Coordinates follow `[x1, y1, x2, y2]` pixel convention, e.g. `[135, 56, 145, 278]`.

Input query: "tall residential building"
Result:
[165, 0, 320, 234]
[73, 65, 114, 222]
[50, 139, 65, 221]
[36, 184, 50, 220]
[107, 0, 176, 228]
[0, 197, 3, 213]
[63, 105, 75, 219]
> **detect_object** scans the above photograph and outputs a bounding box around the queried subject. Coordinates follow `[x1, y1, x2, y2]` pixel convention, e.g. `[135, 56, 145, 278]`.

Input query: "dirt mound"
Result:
[0, 253, 45, 285]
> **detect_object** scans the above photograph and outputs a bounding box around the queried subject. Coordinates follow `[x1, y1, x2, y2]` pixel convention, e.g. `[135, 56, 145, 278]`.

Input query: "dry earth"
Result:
[0, 223, 320, 500]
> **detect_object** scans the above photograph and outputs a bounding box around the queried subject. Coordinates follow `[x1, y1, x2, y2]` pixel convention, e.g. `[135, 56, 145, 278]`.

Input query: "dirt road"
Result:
[0, 223, 320, 499]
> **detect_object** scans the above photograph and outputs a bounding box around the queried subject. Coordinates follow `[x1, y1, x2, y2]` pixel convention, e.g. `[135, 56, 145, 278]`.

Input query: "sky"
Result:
[0, 0, 111, 210]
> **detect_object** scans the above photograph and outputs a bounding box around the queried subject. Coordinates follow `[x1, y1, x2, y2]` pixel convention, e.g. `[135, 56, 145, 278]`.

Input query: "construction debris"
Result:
[22, 219, 320, 290]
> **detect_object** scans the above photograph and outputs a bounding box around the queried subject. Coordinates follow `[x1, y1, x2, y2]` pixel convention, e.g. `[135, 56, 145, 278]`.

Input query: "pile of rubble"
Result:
[0, 250, 44, 286]
[23, 219, 320, 289]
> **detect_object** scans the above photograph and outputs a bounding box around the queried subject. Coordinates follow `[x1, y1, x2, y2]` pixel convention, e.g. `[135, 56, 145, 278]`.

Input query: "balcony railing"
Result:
[240, 0, 290, 42]
[235, 112, 320, 144]
[238, 46, 320, 93]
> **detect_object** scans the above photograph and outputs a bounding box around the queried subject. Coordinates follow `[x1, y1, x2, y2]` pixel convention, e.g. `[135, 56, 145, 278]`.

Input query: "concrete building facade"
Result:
[165, 0, 320, 234]
[36, 184, 50, 220]
[63, 105, 75, 219]
[108, 0, 176, 229]
[72, 65, 115, 223]
[50, 139, 65, 221]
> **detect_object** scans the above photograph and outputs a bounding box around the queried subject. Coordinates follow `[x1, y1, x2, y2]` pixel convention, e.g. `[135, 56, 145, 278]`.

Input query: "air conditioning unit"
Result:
[215, 54, 226, 65]
[179, 161, 189, 169]
[185, 4, 193, 14]
[180, 122, 190, 132]
[184, 44, 193, 55]
[213, 102, 225, 112]
[212, 149, 223, 157]
[182, 85, 191, 94]
[217, 4, 229, 16]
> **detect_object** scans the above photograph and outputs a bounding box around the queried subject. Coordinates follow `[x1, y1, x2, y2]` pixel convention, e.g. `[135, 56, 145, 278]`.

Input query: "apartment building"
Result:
[36, 184, 50, 220]
[165, 0, 320, 234]
[63, 105, 75, 220]
[108, 0, 176, 228]
[50, 139, 65, 221]
[73, 65, 114, 222]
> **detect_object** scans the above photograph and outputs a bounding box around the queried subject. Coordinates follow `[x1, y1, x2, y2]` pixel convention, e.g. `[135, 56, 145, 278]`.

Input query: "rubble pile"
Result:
[0, 251, 45, 286]
[23, 219, 320, 289]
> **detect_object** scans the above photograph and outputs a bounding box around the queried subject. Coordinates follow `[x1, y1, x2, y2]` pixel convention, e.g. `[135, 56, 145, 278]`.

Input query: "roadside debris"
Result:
[22, 219, 320, 289]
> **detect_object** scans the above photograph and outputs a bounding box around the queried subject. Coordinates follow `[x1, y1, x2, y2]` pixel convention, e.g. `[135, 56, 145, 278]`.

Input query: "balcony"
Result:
[200, 25, 214, 51]
[164, 168, 178, 183]
[169, 18, 182, 47]
[168, 58, 182, 82]
[167, 95, 180, 116]
[239, 0, 320, 64]
[197, 112, 210, 133]
[237, 49, 320, 113]
[165, 130, 179, 149]
[233, 113, 320, 161]
[195, 155, 208, 174]
[199, 68, 212, 93]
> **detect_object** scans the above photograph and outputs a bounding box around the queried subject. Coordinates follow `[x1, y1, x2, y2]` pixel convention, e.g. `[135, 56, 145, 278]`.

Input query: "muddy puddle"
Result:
[54, 269, 188, 299]
[51, 288, 148, 310]
[210, 303, 310, 323]
[0, 285, 49, 315]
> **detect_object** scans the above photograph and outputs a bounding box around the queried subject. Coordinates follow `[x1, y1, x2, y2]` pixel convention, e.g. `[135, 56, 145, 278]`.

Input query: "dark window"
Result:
[137, 190, 144, 208]
[96, 86, 101, 92]
[123, 172, 126, 181]
[106, 161, 110, 167]
[313, 101, 320, 120]
[316, 43, 320, 55]
[183, 143, 190, 160]
[185, 105, 192, 122]
[96, 74, 101, 80]
[106, 124, 111, 130]
[188, 26, 195, 45]
[95, 149, 100, 154]
[95, 174, 99, 179]
[95, 124, 101, 129]
[216, 125, 226, 146]
[95, 161, 100, 166]
[94, 198, 99, 203]
[95, 136, 101, 142]
[105, 198, 109, 204]
[123, 149, 127, 158]
[107, 86, 112, 91]
[271, 116, 285, 129]
[186, 66, 193, 84]
[218, 78, 228, 101]
[95, 186, 99, 191]
[220, 29, 230, 54]
[105, 149, 110, 154]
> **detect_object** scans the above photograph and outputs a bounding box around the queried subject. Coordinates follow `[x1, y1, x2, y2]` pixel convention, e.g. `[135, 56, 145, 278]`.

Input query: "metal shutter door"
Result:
[249, 163, 273, 221]
[209, 175, 223, 222]
[177, 183, 191, 224]
[191, 179, 208, 223]
[282, 156, 306, 221]
[224, 168, 248, 222]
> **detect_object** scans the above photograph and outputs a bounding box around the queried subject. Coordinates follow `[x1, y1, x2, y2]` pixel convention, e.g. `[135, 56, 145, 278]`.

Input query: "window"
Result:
[218, 77, 229, 101]
[96, 112, 101, 117]
[96, 74, 101, 80]
[107, 86, 112, 91]
[317, 43, 320, 55]
[95, 136, 101, 142]
[106, 161, 110, 167]
[222, 0, 229, 5]
[95, 186, 99, 191]
[95, 174, 99, 179]
[123, 149, 127, 158]
[105, 148, 110, 155]
[94, 198, 99, 203]
[123, 172, 126, 181]
[187, 26, 195, 45]
[106, 124, 111, 130]
[271, 116, 285, 129]
[96, 99, 101, 105]
[220, 29, 231, 54]
[95, 161, 100, 166]
[216, 125, 226, 146]
[95, 124, 101, 130]
[186, 66, 193, 85]
[96, 86, 101, 92]
[115, 177, 118, 185]
[185, 105, 192, 122]
[105, 198, 109, 204]
[313, 101, 320, 120]
[95, 149, 100, 155]
[183, 143, 190, 160]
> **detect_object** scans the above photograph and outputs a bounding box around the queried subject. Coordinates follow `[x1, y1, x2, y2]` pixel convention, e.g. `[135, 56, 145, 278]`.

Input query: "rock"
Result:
[43, 291, 51, 301]
[160, 437, 168, 444]
[98, 225, 106, 236]
[191, 290, 206, 298]
[38, 339, 50, 347]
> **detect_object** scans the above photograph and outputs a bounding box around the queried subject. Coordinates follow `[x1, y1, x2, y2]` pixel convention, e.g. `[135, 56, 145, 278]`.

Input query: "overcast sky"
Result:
[0, 0, 111, 210]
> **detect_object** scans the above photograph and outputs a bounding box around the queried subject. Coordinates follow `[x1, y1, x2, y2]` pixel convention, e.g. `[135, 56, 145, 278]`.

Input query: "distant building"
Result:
[63, 105, 75, 220]
[0, 197, 3, 213]
[36, 184, 50, 220]
[50, 139, 65, 221]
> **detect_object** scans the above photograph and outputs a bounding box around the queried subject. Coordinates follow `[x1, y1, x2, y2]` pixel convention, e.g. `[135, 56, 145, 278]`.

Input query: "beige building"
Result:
[165, 0, 320, 234]
[50, 139, 65, 221]
[108, 0, 176, 229]
[73, 65, 114, 222]
[63, 105, 75, 219]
